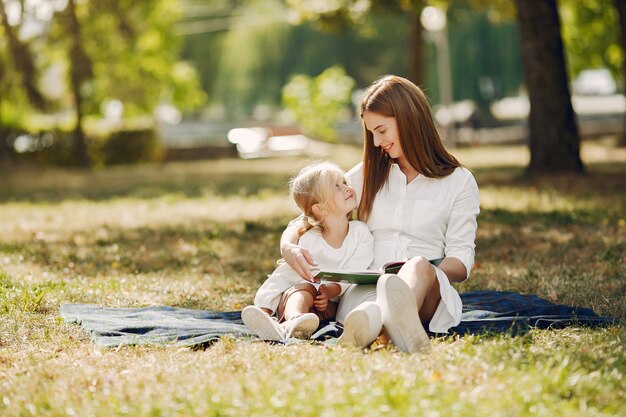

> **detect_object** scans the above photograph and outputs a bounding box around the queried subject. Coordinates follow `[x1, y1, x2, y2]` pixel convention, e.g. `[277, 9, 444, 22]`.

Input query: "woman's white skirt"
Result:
[336, 267, 462, 334]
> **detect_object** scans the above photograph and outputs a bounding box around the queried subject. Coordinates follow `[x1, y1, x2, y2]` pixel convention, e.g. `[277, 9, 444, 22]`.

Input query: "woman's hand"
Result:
[281, 242, 318, 282]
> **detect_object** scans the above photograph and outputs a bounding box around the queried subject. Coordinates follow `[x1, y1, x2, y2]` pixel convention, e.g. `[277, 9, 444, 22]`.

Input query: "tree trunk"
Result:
[514, 0, 584, 174]
[67, 0, 91, 167]
[0, 2, 46, 110]
[615, 0, 626, 147]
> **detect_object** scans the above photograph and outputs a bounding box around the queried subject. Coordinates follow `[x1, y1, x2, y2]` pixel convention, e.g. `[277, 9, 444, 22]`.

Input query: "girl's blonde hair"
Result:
[289, 161, 352, 236]
[358, 75, 461, 221]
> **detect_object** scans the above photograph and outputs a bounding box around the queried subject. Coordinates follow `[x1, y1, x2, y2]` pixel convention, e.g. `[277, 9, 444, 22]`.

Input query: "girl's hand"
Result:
[281, 242, 318, 282]
[314, 284, 329, 311]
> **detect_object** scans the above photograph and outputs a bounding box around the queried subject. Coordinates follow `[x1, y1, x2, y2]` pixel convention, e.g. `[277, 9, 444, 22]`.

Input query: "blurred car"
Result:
[573, 69, 616, 96]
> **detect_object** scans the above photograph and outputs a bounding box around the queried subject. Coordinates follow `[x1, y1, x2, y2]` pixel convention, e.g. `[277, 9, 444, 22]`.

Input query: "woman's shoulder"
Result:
[444, 166, 477, 186]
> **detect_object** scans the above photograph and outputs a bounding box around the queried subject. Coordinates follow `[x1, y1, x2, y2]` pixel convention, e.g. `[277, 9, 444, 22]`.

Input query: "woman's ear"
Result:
[311, 203, 326, 218]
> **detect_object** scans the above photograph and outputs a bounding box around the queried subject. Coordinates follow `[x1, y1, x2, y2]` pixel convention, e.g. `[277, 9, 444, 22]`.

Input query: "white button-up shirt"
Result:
[346, 163, 480, 279]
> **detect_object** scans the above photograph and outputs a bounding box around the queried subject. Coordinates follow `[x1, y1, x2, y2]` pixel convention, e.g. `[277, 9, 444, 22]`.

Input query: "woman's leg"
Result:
[396, 256, 441, 322]
[337, 301, 383, 348]
[336, 285, 382, 348]
[336, 284, 377, 324]
[376, 256, 440, 353]
[376, 273, 431, 353]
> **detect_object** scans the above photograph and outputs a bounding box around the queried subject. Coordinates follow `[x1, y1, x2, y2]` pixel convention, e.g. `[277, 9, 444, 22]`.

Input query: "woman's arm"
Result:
[444, 171, 480, 281]
[280, 223, 318, 282]
[437, 257, 467, 283]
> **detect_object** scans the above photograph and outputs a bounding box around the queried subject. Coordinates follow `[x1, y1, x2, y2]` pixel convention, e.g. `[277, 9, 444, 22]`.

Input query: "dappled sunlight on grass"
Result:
[0, 141, 624, 416]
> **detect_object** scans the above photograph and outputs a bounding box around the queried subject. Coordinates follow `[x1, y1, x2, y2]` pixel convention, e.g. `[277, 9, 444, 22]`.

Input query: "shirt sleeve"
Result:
[444, 170, 480, 279]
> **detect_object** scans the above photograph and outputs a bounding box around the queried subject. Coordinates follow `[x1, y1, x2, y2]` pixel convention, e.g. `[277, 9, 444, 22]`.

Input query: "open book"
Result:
[315, 258, 443, 285]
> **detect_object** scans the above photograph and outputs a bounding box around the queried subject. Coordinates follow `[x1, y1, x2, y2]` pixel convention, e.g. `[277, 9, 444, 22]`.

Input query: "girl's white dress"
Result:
[254, 221, 374, 314]
[337, 164, 480, 333]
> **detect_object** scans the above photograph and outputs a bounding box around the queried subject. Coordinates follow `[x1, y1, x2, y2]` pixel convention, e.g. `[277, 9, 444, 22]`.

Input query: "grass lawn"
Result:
[0, 140, 624, 416]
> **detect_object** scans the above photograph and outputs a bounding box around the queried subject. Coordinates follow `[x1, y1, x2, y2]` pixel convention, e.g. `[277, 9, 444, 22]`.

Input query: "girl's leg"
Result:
[277, 283, 320, 339]
[282, 290, 315, 320]
[241, 305, 285, 341]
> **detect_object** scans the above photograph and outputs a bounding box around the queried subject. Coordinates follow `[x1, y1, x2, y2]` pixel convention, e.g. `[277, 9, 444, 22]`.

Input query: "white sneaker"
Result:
[376, 274, 431, 353]
[282, 313, 319, 339]
[241, 306, 285, 341]
[337, 301, 382, 349]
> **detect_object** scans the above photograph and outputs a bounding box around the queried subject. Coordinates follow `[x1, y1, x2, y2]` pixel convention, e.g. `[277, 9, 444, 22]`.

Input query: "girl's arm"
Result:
[314, 283, 341, 312]
[280, 223, 318, 282]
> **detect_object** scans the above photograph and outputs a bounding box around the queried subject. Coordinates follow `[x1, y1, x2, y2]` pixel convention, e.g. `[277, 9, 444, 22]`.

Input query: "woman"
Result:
[280, 75, 479, 353]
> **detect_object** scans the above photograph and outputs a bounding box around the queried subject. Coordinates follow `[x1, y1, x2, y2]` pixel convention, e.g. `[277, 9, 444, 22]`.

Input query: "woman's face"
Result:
[362, 111, 404, 160]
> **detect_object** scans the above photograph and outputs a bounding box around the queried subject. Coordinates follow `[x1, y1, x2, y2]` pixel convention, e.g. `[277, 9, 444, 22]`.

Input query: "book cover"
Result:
[315, 258, 443, 285]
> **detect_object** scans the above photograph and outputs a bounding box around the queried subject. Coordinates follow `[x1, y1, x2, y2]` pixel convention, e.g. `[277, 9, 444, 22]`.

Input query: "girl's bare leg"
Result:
[282, 290, 319, 339]
[283, 290, 315, 321]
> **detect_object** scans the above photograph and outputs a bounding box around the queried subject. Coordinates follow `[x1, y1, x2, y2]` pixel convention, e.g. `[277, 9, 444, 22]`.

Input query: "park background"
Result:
[1, 1, 625, 416]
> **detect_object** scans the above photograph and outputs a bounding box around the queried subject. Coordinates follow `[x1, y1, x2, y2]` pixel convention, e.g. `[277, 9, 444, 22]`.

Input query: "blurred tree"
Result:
[615, 0, 626, 147]
[0, 0, 206, 166]
[214, 0, 290, 118]
[0, 1, 45, 164]
[282, 66, 355, 142]
[64, 0, 92, 167]
[514, 0, 583, 174]
[287, 0, 427, 86]
[0, 2, 46, 110]
[180, 0, 410, 117]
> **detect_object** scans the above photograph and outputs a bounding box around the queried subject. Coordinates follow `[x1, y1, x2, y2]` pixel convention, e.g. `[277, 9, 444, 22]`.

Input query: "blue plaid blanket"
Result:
[60, 290, 616, 348]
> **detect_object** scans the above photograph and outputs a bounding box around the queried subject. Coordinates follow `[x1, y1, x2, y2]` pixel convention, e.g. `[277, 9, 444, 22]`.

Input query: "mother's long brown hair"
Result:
[358, 75, 461, 221]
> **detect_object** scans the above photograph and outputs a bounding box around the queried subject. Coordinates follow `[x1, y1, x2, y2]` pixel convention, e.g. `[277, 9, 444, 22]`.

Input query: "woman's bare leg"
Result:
[396, 256, 441, 322]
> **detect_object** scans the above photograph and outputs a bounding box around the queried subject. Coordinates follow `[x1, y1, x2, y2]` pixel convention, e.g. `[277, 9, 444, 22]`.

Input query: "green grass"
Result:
[0, 140, 624, 416]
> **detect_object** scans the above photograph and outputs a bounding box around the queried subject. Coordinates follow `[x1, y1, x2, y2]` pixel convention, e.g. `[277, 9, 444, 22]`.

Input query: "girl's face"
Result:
[326, 177, 357, 215]
[362, 110, 404, 160]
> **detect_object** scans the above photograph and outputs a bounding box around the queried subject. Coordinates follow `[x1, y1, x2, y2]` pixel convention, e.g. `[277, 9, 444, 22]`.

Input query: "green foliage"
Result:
[560, 0, 621, 81]
[282, 66, 355, 142]
[70, 0, 205, 116]
[0, 0, 206, 134]
[213, 0, 291, 117]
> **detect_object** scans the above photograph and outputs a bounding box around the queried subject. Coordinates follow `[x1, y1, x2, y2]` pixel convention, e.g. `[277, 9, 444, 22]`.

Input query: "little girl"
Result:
[242, 161, 374, 340]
